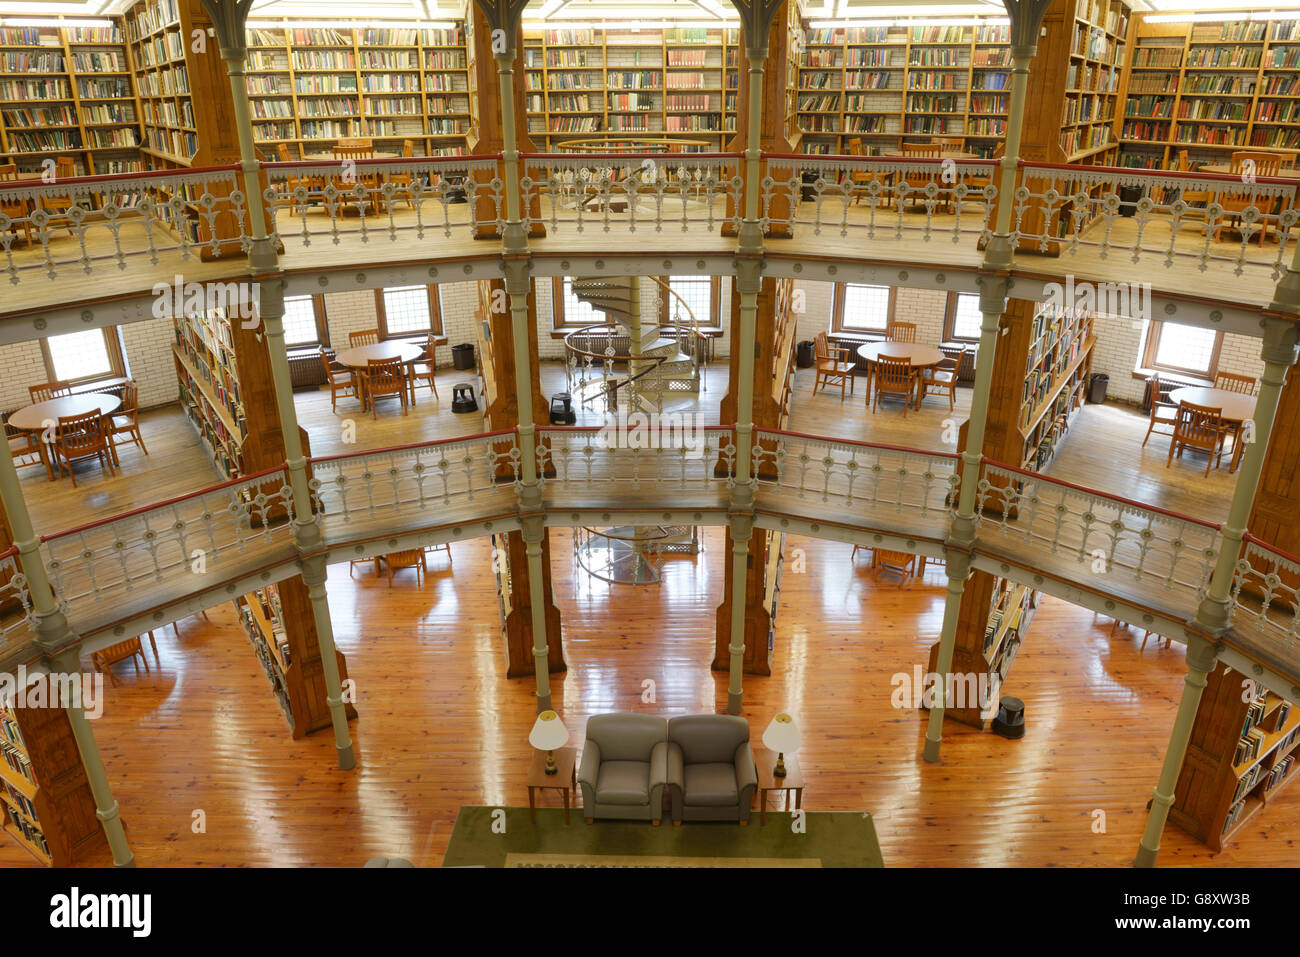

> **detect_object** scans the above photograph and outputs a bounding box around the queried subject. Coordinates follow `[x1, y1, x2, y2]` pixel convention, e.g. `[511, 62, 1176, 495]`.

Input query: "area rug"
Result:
[441, 807, 884, 868]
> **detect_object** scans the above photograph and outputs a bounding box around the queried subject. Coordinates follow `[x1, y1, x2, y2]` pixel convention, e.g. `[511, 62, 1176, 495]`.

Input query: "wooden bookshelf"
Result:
[522, 25, 741, 150]
[234, 585, 357, 739]
[0, 676, 106, 866]
[171, 311, 247, 480]
[1170, 660, 1299, 850]
[242, 23, 470, 157]
[0, 20, 143, 175]
[926, 575, 1038, 728]
[1119, 15, 1300, 169]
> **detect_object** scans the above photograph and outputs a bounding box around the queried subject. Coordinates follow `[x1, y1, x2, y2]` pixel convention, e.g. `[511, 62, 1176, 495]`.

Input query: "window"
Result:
[281, 295, 327, 348]
[375, 285, 442, 339]
[659, 276, 720, 328]
[551, 277, 604, 332]
[831, 283, 895, 335]
[943, 292, 983, 342]
[41, 328, 124, 384]
[1141, 321, 1222, 379]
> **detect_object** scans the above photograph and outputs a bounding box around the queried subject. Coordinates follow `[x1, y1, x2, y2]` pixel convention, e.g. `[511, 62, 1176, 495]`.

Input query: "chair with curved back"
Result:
[106, 380, 148, 460]
[349, 329, 380, 347]
[320, 348, 359, 412]
[1141, 372, 1178, 448]
[1215, 151, 1283, 246]
[333, 142, 378, 214]
[1175, 150, 1215, 230]
[846, 136, 885, 207]
[1214, 371, 1257, 395]
[29, 381, 72, 403]
[37, 156, 80, 235]
[53, 410, 115, 487]
[873, 356, 917, 416]
[920, 347, 963, 411]
[812, 331, 854, 399]
[274, 143, 306, 216]
[410, 331, 443, 400]
[1167, 402, 1228, 476]
[900, 143, 944, 210]
[887, 321, 917, 343]
[361, 357, 409, 418]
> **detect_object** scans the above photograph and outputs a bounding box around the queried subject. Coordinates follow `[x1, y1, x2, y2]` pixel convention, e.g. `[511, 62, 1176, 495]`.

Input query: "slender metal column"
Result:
[726, 515, 753, 715]
[521, 518, 552, 714]
[1134, 316, 1298, 867]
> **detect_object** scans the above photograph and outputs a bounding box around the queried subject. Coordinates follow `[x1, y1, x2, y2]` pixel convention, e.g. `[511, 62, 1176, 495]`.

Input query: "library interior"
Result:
[0, 0, 1297, 870]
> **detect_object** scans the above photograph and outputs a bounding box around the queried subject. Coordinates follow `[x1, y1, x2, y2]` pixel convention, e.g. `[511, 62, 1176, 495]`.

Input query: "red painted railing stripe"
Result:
[1243, 532, 1300, 568]
[1017, 158, 1299, 189]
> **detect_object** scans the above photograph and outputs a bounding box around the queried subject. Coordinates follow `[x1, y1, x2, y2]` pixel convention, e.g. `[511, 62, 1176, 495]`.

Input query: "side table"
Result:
[527, 747, 578, 824]
[756, 749, 805, 826]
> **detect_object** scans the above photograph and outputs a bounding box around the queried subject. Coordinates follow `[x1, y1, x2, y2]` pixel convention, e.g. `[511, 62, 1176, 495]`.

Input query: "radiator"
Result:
[288, 351, 327, 389]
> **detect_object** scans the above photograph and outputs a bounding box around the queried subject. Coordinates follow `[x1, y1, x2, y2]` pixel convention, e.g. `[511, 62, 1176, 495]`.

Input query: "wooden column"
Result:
[477, 278, 564, 677]
[712, 277, 791, 676]
[465, 7, 544, 238]
[1246, 364, 1300, 591]
[724, 0, 798, 238]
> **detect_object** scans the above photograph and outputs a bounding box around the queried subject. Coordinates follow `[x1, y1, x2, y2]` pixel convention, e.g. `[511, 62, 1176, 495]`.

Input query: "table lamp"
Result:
[762, 712, 801, 778]
[528, 710, 569, 775]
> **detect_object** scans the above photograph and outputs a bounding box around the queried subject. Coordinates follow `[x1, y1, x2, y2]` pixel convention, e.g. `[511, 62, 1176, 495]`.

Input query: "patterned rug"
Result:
[442, 807, 884, 868]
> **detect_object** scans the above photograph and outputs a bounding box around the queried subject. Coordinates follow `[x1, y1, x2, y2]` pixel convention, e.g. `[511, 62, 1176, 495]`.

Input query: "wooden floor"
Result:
[1, 528, 1292, 868]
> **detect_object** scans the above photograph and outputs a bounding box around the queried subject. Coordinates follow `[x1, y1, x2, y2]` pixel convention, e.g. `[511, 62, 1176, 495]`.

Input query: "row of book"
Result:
[906, 94, 962, 113]
[7, 808, 49, 857]
[125, 0, 180, 42]
[135, 31, 185, 69]
[141, 98, 192, 128]
[1178, 100, 1248, 121]
[3, 781, 38, 823]
[135, 65, 188, 97]
[179, 388, 242, 480]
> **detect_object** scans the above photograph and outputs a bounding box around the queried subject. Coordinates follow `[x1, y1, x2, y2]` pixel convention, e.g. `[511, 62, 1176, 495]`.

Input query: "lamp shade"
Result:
[528, 710, 569, 751]
[762, 713, 801, 753]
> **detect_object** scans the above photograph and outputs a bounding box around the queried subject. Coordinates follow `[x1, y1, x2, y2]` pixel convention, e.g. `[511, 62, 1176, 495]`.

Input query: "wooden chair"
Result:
[53, 410, 115, 487]
[4, 414, 42, 473]
[872, 356, 917, 417]
[1141, 372, 1179, 448]
[1167, 402, 1228, 476]
[387, 139, 418, 210]
[1214, 371, 1257, 395]
[361, 357, 409, 418]
[37, 156, 79, 235]
[812, 331, 854, 399]
[275, 143, 306, 216]
[846, 136, 884, 206]
[872, 548, 917, 586]
[384, 548, 426, 587]
[424, 542, 452, 567]
[349, 329, 380, 347]
[0, 164, 32, 248]
[349, 556, 381, 578]
[29, 381, 71, 403]
[106, 380, 148, 460]
[410, 332, 442, 399]
[850, 543, 872, 562]
[920, 348, 962, 411]
[887, 321, 917, 343]
[901, 143, 943, 210]
[931, 136, 964, 150]
[320, 348, 359, 412]
[1215, 151, 1283, 246]
[91, 636, 148, 686]
[334, 143, 379, 214]
[1175, 150, 1215, 228]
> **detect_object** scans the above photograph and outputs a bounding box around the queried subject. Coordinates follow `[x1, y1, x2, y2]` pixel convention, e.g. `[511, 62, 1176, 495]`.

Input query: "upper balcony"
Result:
[0, 153, 1295, 337]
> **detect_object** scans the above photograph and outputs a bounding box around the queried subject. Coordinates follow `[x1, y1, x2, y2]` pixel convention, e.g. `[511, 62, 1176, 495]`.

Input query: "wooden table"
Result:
[755, 750, 805, 826]
[9, 392, 122, 480]
[527, 747, 577, 824]
[334, 342, 425, 410]
[1169, 386, 1256, 473]
[856, 342, 946, 406]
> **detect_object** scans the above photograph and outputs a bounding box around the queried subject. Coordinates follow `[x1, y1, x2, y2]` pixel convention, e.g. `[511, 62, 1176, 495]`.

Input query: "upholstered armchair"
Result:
[577, 713, 670, 825]
[665, 715, 758, 825]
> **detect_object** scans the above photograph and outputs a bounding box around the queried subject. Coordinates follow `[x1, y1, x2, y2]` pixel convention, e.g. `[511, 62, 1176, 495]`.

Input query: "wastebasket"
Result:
[796, 340, 816, 368]
[1118, 185, 1142, 218]
[1088, 373, 1109, 404]
[452, 343, 475, 370]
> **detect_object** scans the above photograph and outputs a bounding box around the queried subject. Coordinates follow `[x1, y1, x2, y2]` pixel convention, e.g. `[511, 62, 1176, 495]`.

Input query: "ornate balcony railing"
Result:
[1013, 161, 1300, 279]
[521, 152, 742, 235]
[536, 424, 736, 492]
[310, 430, 522, 529]
[0, 164, 248, 285]
[1233, 535, 1300, 652]
[0, 548, 33, 649]
[762, 153, 999, 245]
[976, 460, 1222, 597]
[264, 155, 504, 250]
[38, 467, 295, 631]
[752, 428, 961, 520]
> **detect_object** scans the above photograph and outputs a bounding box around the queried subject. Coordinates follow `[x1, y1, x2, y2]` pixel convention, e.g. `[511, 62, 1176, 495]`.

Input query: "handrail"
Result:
[264, 154, 501, 171]
[0, 161, 242, 193]
[306, 427, 518, 465]
[981, 455, 1223, 530]
[1017, 157, 1300, 189]
[538, 424, 736, 432]
[758, 426, 962, 460]
[764, 151, 999, 167]
[1243, 532, 1300, 567]
[521, 151, 743, 162]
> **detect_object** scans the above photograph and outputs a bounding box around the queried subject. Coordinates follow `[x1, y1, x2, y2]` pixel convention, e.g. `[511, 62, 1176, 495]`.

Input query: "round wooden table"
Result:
[10, 393, 122, 481]
[334, 342, 425, 411]
[1169, 386, 1256, 474]
[856, 342, 946, 408]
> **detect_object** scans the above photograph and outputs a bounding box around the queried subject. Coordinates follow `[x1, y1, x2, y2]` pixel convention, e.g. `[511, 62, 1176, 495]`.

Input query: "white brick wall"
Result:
[121, 318, 179, 409]
[0, 341, 49, 412]
[792, 279, 948, 346]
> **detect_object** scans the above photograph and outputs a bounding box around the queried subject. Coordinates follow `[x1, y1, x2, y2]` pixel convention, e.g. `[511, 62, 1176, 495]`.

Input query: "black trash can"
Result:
[1118, 185, 1142, 217]
[452, 343, 475, 370]
[1088, 373, 1109, 404]
[796, 340, 816, 368]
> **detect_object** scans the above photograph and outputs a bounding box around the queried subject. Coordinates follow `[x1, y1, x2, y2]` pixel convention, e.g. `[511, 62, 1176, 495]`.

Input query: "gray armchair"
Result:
[577, 713, 669, 825]
[666, 715, 757, 825]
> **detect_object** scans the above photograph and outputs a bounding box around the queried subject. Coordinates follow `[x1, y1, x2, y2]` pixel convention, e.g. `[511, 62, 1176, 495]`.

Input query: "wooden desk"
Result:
[756, 750, 804, 826]
[334, 342, 424, 409]
[527, 747, 577, 824]
[9, 393, 122, 480]
[856, 342, 945, 405]
[1169, 386, 1256, 473]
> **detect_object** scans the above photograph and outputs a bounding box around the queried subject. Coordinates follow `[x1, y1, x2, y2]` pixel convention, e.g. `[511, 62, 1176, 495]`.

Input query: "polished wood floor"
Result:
[0, 529, 1292, 868]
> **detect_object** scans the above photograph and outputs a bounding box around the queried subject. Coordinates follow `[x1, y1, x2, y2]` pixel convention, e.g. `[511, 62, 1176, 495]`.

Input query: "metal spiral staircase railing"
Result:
[573, 524, 701, 586]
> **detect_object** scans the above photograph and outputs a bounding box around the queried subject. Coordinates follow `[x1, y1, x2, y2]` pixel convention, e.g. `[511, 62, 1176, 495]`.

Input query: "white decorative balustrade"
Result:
[521, 153, 742, 235]
[976, 461, 1222, 599]
[536, 425, 735, 498]
[265, 155, 504, 250]
[39, 468, 296, 629]
[752, 429, 961, 524]
[1231, 536, 1300, 663]
[0, 165, 249, 285]
[310, 431, 522, 530]
[1013, 162, 1300, 279]
[762, 153, 998, 244]
[0, 549, 33, 649]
